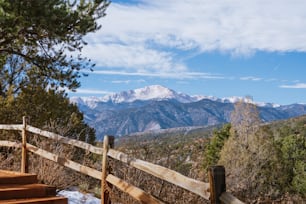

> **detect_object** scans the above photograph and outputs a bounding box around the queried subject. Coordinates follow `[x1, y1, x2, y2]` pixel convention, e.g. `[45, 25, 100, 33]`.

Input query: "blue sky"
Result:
[69, 0, 306, 105]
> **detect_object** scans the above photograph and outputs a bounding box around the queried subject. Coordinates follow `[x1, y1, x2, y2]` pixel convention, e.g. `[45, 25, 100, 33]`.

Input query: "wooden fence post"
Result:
[21, 116, 28, 173]
[208, 166, 226, 204]
[101, 135, 115, 204]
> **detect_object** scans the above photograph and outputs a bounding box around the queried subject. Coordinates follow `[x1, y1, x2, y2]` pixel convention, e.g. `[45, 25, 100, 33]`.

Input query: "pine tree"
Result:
[203, 124, 230, 169]
[0, 0, 109, 95]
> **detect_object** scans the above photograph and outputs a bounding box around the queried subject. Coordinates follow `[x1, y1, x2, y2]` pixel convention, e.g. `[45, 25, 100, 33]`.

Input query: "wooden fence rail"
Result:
[0, 117, 244, 204]
[108, 149, 210, 200]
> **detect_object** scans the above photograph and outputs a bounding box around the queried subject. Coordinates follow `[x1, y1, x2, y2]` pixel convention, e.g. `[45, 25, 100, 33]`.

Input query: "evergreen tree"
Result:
[203, 124, 230, 169]
[0, 0, 109, 96]
[0, 76, 96, 143]
[0, 0, 109, 141]
[275, 120, 306, 196]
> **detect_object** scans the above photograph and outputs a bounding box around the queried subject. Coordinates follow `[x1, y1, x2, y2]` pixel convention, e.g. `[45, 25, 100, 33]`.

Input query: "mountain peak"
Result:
[101, 85, 196, 103]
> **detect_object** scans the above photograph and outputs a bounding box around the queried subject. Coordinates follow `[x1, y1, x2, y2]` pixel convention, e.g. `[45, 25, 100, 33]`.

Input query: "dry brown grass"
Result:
[108, 158, 209, 204]
[0, 131, 100, 191]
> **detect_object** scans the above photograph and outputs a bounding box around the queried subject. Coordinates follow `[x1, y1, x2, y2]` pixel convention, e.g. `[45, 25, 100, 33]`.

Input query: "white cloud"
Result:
[280, 83, 306, 89]
[111, 79, 145, 84]
[71, 89, 113, 95]
[83, 43, 186, 72]
[240, 76, 263, 81]
[83, 0, 306, 72]
[97, 0, 306, 52]
[89, 70, 224, 80]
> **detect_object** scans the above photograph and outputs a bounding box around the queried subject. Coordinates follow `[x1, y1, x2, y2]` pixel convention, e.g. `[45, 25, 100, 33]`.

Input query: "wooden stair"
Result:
[0, 170, 67, 204]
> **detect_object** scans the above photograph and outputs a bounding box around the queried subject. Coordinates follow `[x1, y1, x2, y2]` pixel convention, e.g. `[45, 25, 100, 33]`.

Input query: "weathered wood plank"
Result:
[106, 174, 164, 204]
[0, 124, 23, 131]
[26, 125, 103, 155]
[26, 143, 102, 180]
[108, 149, 210, 200]
[220, 192, 244, 204]
[0, 140, 21, 148]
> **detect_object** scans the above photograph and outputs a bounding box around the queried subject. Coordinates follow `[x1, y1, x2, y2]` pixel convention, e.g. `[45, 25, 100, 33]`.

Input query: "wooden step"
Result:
[0, 184, 56, 200]
[0, 170, 37, 185]
[0, 196, 68, 204]
[0, 170, 67, 204]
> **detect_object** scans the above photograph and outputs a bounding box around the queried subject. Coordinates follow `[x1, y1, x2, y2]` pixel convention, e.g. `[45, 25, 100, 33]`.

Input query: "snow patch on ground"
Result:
[57, 190, 100, 204]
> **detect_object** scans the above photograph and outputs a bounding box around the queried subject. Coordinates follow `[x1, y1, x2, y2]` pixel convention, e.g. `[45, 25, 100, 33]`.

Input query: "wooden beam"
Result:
[0, 124, 23, 131]
[26, 125, 103, 155]
[108, 149, 210, 200]
[106, 174, 164, 204]
[26, 143, 102, 180]
[0, 140, 21, 148]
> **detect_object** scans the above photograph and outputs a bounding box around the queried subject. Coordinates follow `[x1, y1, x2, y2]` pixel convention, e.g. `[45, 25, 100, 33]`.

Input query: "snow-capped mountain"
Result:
[70, 85, 305, 139]
[70, 85, 280, 109]
[101, 85, 200, 103]
[70, 96, 104, 109]
[70, 85, 201, 107]
[219, 97, 281, 108]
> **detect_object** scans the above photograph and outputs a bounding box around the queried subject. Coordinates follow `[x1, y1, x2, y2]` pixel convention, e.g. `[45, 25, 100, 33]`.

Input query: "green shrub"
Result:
[278, 133, 306, 195]
[203, 124, 230, 169]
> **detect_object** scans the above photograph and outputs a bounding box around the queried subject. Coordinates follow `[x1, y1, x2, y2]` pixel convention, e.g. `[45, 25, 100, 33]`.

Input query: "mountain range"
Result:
[70, 85, 306, 140]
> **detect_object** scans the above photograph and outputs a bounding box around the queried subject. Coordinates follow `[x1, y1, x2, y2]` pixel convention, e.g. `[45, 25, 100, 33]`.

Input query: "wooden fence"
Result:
[0, 117, 244, 204]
